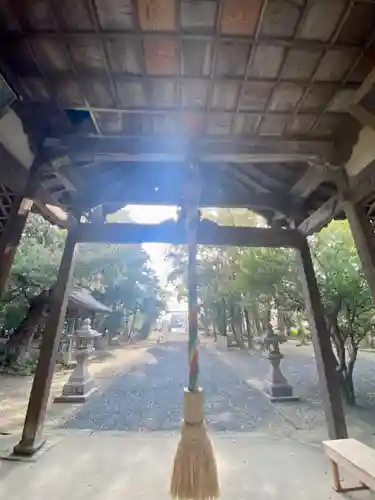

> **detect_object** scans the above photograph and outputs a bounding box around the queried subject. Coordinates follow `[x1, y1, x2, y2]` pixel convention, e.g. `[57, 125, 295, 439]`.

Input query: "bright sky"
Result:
[126, 205, 177, 287]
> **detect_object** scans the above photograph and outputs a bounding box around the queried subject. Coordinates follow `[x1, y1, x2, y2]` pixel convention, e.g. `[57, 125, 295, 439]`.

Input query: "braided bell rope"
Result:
[182, 164, 201, 392]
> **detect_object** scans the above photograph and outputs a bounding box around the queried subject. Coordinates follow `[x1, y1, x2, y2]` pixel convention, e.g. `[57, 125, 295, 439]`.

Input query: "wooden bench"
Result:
[323, 438, 375, 493]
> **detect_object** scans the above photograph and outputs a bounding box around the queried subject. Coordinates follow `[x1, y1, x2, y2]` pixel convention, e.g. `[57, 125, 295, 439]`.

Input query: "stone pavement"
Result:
[210, 340, 375, 447]
[0, 431, 364, 500]
[0, 341, 149, 435]
[63, 337, 287, 434]
[1, 335, 375, 499]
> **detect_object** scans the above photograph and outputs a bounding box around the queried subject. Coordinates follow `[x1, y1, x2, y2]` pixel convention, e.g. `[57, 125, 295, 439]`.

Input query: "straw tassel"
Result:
[170, 164, 219, 500]
[170, 389, 219, 500]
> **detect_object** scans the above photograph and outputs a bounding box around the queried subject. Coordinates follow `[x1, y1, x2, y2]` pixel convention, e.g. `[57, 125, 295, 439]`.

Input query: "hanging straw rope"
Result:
[186, 202, 199, 393]
[170, 164, 219, 500]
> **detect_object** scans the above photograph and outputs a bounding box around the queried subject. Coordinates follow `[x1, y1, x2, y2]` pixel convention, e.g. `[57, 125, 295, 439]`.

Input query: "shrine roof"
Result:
[0, 1, 374, 227]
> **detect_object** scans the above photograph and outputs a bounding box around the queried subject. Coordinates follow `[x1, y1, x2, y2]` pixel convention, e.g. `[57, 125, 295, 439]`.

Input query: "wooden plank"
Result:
[296, 238, 347, 439]
[298, 194, 342, 236]
[76, 222, 303, 248]
[13, 225, 79, 456]
[323, 439, 375, 491]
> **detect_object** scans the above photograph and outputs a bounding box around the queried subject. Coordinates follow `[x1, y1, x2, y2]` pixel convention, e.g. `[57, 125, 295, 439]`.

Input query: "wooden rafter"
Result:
[0, 144, 69, 227]
[291, 165, 331, 199]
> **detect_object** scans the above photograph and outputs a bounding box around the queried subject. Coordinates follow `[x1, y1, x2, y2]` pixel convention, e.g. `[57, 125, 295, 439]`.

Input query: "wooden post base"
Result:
[13, 437, 46, 457]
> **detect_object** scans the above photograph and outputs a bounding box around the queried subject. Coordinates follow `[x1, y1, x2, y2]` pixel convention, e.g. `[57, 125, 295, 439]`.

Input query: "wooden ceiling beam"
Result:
[77, 222, 303, 248]
[44, 136, 334, 162]
[48, 103, 347, 118]
[298, 194, 342, 236]
[35, 72, 358, 86]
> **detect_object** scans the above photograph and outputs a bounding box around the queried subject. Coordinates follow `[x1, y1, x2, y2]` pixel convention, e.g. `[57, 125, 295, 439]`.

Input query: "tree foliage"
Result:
[167, 211, 373, 405]
[1, 212, 166, 365]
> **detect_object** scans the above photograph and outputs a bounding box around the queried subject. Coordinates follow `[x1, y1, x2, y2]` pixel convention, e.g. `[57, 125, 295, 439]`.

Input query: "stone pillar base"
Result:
[54, 386, 97, 403]
[265, 381, 299, 402]
[216, 335, 228, 351]
[54, 378, 97, 403]
[54, 349, 97, 403]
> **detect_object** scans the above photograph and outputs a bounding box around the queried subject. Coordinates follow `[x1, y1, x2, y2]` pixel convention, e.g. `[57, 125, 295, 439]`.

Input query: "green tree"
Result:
[313, 221, 373, 405]
[166, 214, 372, 405]
[2, 213, 166, 365]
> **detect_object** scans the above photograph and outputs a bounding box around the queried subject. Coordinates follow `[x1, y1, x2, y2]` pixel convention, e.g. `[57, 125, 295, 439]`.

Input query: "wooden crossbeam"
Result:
[80, 187, 298, 215]
[44, 136, 334, 163]
[76, 222, 304, 248]
[298, 194, 343, 236]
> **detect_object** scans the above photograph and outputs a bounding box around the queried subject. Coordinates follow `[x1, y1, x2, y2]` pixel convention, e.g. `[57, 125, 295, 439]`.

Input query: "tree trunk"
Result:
[327, 312, 345, 374]
[229, 302, 245, 349]
[212, 321, 218, 341]
[140, 317, 152, 339]
[123, 314, 129, 337]
[251, 303, 261, 336]
[5, 289, 50, 365]
[343, 345, 358, 406]
[277, 308, 286, 336]
[244, 308, 253, 348]
[296, 313, 307, 345]
[216, 298, 227, 337]
[129, 307, 138, 338]
[327, 310, 359, 406]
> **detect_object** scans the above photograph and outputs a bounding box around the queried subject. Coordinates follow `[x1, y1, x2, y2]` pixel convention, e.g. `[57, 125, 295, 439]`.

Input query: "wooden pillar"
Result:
[342, 198, 375, 305]
[296, 237, 348, 439]
[13, 224, 79, 456]
[0, 158, 41, 298]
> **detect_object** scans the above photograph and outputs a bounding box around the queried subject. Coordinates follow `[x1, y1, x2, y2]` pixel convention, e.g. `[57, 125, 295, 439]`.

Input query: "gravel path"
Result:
[64, 338, 280, 432]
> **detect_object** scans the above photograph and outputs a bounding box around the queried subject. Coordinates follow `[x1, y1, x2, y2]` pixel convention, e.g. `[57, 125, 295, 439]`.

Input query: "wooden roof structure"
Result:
[0, 1, 374, 226]
[68, 286, 111, 314]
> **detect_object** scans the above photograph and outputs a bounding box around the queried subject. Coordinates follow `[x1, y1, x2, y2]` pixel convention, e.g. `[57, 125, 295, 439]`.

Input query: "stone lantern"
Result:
[263, 322, 299, 402]
[54, 318, 98, 403]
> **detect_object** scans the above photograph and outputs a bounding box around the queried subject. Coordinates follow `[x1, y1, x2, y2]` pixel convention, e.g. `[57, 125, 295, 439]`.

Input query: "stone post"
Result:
[54, 318, 97, 403]
[264, 323, 298, 401]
